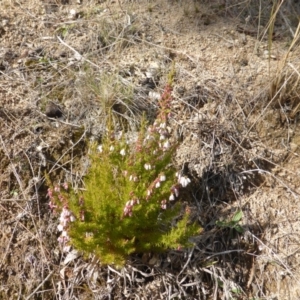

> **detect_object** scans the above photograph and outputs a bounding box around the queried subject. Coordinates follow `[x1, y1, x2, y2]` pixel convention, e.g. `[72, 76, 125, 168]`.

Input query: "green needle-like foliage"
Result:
[49, 83, 200, 266]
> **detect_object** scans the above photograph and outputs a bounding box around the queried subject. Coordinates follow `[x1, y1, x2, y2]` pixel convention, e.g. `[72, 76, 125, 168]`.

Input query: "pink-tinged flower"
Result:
[47, 188, 53, 199]
[123, 170, 128, 176]
[169, 193, 175, 201]
[123, 202, 133, 217]
[49, 200, 57, 209]
[161, 199, 167, 210]
[57, 236, 65, 244]
[63, 182, 68, 190]
[120, 149, 126, 156]
[80, 210, 85, 221]
[178, 176, 191, 188]
[144, 163, 151, 170]
[57, 233, 71, 252]
[58, 194, 65, 202]
[160, 174, 166, 181]
[62, 206, 70, 216]
[62, 245, 71, 253]
[79, 196, 84, 206]
[54, 185, 60, 193]
[171, 185, 180, 197]
[147, 125, 154, 133]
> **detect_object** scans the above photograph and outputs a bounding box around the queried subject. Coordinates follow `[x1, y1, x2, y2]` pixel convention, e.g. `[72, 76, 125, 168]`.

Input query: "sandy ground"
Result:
[1, 0, 300, 299]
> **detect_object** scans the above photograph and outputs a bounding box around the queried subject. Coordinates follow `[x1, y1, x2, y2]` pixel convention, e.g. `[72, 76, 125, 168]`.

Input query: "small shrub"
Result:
[48, 83, 200, 266]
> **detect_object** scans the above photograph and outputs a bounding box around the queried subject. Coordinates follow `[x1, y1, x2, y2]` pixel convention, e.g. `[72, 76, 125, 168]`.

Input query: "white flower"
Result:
[57, 224, 64, 232]
[169, 193, 175, 201]
[178, 176, 191, 188]
[97, 145, 103, 153]
[144, 163, 151, 170]
[61, 230, 69, 237]
[69, 9, 77, 18]
[155, 181, 161, 188]
[160, 122, 166, 129]
[109, 145, 114, 151]
[149, 91, 161, 100]
[129, 174, 138, 182]
[116, 131, 123, 139]
[160, 174, 166, 181]
[120, 149, 126, 156]
[161, 199, 167, 210]
[160, 134, 166, 141]
[147, 190, 151, 196]
[163, 140, 170, 149]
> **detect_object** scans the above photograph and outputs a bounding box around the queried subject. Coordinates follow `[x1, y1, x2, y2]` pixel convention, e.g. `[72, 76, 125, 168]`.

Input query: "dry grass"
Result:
[1, 0, 300, 299]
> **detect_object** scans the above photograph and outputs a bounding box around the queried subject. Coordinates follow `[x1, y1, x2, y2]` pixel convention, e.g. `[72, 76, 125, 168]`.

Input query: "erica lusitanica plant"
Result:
[48, 79, 200, 266]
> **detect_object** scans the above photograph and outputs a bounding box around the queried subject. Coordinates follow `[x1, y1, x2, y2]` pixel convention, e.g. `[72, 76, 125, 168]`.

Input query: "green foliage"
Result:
[49, 84, 200, 266]
[215, 210, 244, 234]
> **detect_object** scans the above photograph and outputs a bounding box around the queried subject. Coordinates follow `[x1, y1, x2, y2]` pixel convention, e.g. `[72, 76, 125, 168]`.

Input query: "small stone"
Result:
[45, 102, 63, 118]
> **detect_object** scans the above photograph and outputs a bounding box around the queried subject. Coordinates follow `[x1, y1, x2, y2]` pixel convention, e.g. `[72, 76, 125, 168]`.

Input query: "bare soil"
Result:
[1, 0, 300, 299]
